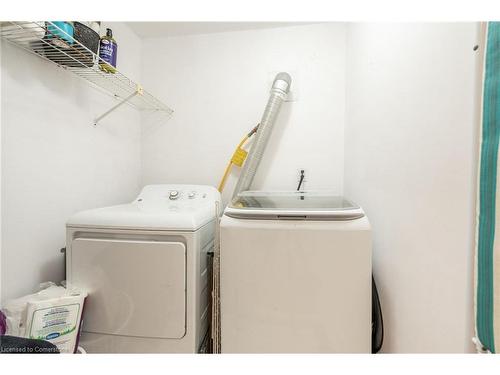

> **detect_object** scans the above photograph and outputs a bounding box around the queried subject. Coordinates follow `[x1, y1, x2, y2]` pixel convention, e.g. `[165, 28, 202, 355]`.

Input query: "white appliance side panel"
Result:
[220, 216, 372, 353]
[71, 238, 186, 339]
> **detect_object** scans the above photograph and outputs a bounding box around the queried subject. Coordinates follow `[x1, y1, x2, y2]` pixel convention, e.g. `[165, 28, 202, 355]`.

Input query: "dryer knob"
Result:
[169, 190, 180, 200]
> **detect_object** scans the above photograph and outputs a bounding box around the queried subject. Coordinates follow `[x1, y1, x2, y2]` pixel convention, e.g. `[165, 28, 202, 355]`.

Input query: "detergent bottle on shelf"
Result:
[98, 28, 117, 73]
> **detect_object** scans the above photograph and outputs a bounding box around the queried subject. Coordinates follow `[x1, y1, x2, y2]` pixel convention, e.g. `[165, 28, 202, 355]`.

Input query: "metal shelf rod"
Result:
[94, 85, 143, 125]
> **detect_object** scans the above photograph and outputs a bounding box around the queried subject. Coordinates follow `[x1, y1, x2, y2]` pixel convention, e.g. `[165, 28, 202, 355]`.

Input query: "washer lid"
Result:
[224, 191, 364, 220]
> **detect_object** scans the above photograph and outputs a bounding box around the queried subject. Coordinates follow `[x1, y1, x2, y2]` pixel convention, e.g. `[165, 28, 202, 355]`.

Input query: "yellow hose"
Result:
[217, 135, 249, 192]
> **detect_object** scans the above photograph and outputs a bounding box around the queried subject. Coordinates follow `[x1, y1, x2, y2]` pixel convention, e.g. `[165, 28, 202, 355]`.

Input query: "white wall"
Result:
[344, 23, 481, 353]
[140, 24, 347, 204]
[1, 22, 142, 302]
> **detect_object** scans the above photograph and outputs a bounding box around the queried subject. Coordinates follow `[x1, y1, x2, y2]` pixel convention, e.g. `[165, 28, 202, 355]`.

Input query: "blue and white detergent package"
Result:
[2, 282, 87, 353]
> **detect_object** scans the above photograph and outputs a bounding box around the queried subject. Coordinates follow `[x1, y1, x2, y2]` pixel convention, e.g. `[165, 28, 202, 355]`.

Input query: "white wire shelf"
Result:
[0, 21, 173, 125]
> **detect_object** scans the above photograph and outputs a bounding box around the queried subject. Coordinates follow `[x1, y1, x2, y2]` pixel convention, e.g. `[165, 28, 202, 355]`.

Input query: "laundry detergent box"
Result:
[3, 283, 87, 353]
[24, 293, 86, 353]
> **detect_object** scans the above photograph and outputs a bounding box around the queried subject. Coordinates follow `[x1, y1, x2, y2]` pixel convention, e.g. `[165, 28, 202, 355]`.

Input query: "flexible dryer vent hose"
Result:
[232, 72, 291, 199]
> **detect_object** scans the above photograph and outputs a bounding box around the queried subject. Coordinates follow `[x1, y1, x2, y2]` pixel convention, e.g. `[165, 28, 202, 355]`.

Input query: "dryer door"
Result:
[71, 238, 186, 339]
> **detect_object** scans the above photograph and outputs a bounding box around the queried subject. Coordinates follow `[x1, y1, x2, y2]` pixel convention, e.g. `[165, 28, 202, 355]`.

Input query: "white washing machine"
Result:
[65, 184, 220, 353]
[220, 191, 372, 353]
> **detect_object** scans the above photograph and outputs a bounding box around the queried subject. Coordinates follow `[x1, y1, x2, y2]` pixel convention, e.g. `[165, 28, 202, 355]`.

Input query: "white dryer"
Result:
[220, 191, 371, 353]
[65, 184, 220, 353]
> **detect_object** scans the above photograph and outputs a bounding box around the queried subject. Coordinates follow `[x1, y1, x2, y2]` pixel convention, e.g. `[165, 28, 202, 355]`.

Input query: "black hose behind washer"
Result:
[372, 275, 384, 353]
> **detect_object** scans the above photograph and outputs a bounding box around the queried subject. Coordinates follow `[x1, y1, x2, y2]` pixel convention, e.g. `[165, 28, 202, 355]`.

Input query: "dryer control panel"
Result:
[67, 184, 221, 231]
[136, 184, 216, 204]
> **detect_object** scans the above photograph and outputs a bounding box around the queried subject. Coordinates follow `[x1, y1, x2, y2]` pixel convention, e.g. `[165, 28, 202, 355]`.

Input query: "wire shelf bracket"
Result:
[94, 84, 144, 125]
[0, 21, 173, 126]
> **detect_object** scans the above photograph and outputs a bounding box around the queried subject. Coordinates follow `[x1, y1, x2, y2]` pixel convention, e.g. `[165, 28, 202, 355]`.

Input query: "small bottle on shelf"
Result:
[98, 28, 117, 73]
